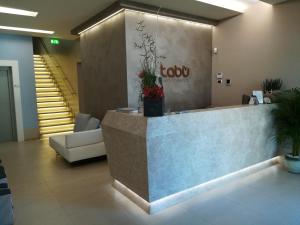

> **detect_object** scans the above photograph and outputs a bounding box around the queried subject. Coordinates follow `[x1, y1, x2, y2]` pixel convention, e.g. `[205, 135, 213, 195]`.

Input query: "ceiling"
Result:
[0, 0, 289, 40]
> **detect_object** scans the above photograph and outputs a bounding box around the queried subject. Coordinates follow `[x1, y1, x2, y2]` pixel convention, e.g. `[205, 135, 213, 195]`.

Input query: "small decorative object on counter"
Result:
[252, 90, 264, 104]
[135, 21, 166, 117]
[263, 97, 272, 104]
[262, 78, 283, 103]
[262, 78, 283, 94]
[242, 95, 251, 105]
[249, 95, 259, 105]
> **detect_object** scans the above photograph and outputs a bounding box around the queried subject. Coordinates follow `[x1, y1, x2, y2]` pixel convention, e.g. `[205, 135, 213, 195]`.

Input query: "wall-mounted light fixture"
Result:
[71, 0, 218, 35]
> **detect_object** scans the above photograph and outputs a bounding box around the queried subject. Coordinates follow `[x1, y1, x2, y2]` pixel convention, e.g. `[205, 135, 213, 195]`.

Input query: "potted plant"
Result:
[262, 78, 283, 94]
[272, 88, 300, 173]
[134, 21, 165, 117]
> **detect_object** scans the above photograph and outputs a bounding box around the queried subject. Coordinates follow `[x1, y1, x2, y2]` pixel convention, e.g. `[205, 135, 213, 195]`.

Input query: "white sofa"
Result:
[49, 114, 106, 163]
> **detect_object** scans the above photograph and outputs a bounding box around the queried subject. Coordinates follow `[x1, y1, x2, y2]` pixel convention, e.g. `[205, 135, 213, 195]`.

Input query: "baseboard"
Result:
[24, 128, 40, 141]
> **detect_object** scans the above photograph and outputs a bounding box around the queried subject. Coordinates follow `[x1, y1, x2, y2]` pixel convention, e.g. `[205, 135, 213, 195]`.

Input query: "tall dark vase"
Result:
[143, 97, 164, 117]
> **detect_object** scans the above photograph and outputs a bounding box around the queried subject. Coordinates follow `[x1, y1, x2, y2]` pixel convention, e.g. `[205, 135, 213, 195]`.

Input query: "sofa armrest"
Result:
[65, 129, 103, 149]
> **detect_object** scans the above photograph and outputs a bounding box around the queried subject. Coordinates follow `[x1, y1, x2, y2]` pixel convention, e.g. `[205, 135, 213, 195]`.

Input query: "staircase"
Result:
[34, 55, 74, 139]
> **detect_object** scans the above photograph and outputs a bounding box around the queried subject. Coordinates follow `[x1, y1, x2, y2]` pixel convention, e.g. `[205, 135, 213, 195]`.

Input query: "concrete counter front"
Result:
[102, 105, 278, 213]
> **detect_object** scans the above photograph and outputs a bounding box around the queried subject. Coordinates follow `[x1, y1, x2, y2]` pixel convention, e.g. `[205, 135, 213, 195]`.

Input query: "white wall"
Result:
[212, 1, 300, 106]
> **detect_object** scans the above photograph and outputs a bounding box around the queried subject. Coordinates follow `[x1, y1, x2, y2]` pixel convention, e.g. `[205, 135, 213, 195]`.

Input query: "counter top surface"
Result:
[108, 104, 271, 118]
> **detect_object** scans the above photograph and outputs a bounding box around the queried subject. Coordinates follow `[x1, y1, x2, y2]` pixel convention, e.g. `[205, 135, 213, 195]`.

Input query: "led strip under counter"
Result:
[113, 157, 280, 214]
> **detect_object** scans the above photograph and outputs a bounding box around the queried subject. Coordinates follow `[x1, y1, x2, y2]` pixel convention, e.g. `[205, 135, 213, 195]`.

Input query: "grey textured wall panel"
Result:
[79, 12, 128, 120]
[125, 10, 212, 112]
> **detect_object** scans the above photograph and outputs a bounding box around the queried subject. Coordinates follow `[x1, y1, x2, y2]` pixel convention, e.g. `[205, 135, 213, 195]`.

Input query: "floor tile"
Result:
[1, 140, 300, 225]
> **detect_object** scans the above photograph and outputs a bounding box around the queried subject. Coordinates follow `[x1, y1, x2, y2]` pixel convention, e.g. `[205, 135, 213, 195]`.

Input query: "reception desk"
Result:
[102, 105, 278, 213]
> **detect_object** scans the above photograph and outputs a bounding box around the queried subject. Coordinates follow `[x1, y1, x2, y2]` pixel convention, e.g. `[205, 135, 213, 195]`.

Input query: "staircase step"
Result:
[39, 118, 74, 127]
[38, 106, 69, 114]
[34, 63, 46, 67]
[40, 124, 74, 134]
[40, 131, 73, 139]
[36, 83, 56, 88]
[37, 96, 64, 103]
[34, 72, 51, 76]
[34, 60, 44, 65]
[35, 78, 53, 83]
[34, 66, 47, 70]
[33, 60, 42, 62]
[37, 101, 65, 108]
[35, 71, 51, 75]
[35, 68, 49, 72]
[36, 87, 59, 92]
[38, 112, 72, 120]
[35, 75, 51, 79]
[33, 54, 75, 139]
[34, 66, 47, 69]
[36, 91, 61, 97]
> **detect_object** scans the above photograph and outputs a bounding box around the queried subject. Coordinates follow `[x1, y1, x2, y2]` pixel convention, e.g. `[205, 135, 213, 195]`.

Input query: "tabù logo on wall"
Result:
[160, 64, 190, 78]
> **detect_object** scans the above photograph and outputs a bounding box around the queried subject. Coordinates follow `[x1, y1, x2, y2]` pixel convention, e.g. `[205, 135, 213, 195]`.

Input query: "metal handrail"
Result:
[37, 38, 79, 115]
[38, 39, 77, 95]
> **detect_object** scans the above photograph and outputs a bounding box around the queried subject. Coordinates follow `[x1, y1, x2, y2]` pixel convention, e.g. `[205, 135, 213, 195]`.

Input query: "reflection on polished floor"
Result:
[0, 140, 300, 225]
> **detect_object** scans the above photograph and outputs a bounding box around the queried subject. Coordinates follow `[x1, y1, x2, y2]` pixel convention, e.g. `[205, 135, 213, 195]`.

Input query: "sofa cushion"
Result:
[74, 113, 91, 132]
[65, 129, 103, 149]
[0, 189, 14, 225]
[84, 117, 100, 131]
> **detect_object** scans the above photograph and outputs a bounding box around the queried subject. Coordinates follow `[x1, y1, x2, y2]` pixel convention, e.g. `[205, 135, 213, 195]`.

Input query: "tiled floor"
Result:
[0, 140, 300, 225]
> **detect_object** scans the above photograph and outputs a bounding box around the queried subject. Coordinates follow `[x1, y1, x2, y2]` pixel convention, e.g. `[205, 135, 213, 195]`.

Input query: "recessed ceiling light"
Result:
[195, 0, 256, 13]
[0, 6, 38, 17]
[0, 25, 54, 34]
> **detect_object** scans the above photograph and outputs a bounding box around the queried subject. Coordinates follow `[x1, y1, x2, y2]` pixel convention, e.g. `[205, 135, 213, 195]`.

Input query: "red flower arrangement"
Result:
[134, 21, 165, 117]
[143, 86, 164, 98]
[138, 69, 164, 99]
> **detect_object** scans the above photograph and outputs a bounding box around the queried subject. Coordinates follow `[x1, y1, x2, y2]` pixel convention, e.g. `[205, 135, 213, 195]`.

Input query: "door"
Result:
[0, 67, 17, 142]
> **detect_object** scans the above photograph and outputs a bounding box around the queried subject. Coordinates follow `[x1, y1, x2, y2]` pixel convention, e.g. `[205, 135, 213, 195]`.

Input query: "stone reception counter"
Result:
[102, 105, 278, 213]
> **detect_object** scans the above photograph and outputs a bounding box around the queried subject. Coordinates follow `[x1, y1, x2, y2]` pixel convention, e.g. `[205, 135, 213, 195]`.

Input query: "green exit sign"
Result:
[50, 39, 60, 45]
